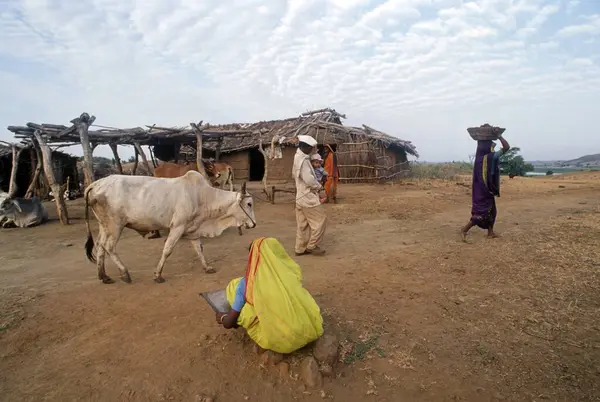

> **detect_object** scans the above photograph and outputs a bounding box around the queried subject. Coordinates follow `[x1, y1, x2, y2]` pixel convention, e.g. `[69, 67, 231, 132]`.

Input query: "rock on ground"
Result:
[313, 334, 340, 365]
[300, 356, 323, 389]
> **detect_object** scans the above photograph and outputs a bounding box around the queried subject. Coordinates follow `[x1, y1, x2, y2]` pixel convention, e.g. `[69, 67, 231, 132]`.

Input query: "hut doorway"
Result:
[248, 147, 265, 181]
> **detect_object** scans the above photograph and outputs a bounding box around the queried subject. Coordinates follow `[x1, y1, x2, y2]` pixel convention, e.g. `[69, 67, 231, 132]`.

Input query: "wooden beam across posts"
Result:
[109, 143, 124, 174]
[25, 142, 43, 198]
[33, 130, 69, 224]
[133, 142, 154, 176]
[190, 121, 208, 179]
[71, 113, 96, 188]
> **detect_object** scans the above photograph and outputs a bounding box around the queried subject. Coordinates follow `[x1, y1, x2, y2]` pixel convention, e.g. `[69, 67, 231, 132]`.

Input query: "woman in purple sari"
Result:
[461, 136, 510, 241]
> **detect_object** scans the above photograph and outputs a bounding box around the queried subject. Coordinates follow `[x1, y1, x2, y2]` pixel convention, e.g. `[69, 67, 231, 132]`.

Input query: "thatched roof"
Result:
[187, 110, 418, 157]
[6, 108, 418, 157]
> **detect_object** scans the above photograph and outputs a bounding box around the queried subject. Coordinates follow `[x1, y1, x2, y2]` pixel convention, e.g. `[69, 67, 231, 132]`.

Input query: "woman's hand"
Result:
[215, 312, 226, 325]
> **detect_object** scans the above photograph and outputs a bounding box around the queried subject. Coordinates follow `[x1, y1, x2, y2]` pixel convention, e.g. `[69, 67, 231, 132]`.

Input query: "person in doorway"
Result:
[322, 145, 339, 203]
[216, 237, 324, 354]
[461, 135, 510, 241]
[292, 135, 327, 256]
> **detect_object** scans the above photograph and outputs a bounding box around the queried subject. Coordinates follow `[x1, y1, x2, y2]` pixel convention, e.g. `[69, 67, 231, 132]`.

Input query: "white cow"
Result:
[0, 192, 49, 228]
[84, 171, 257, 284]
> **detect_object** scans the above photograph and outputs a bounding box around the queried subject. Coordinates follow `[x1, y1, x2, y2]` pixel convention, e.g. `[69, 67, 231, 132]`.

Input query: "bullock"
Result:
[0, 191, 49, 228]
[149, 161, 236, 239]
[84, 171, 256, 284]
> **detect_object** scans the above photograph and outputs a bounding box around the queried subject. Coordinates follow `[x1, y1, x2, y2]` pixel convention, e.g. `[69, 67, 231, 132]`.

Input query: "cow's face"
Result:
[236, 182, 256, 229]
[0, 198, 21, 219]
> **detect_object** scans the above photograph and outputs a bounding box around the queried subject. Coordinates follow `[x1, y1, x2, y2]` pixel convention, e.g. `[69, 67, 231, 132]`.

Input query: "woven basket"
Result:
[467, 125, 505, 141]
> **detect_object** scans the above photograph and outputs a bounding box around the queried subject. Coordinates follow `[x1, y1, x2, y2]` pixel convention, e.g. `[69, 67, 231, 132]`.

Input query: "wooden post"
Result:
[133, 142, 154, 175]
[190, 121, 208, 178]
[215, 136, 223, 161]
[71, 113, 96, 188]
[258, 136, 270, 200]
[109, 143, 123, 174]
[271, 185, 276, 204]
[33, 130, 69, 224]
[7, 144, 24, 197]
[132, 147, 139, 175]
[173, 143, 180, 163]
[25, 143, 43, 198]
[149, 146, 158, 168]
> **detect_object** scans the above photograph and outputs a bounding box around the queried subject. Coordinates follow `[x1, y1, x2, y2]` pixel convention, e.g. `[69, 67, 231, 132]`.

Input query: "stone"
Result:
[313, 334, 339, 365]
[259, 351, 283, 366]
[320, 363, 334, 378]
[278, 362, 290, 379]
[300, 357, 323, 389]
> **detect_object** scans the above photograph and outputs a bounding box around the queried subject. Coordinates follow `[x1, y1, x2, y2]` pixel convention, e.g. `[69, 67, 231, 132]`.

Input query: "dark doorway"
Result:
[248, 147, 265, 181]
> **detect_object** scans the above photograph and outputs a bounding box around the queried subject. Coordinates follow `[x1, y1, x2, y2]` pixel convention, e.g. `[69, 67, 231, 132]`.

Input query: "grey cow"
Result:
[0, 192, 49, 228]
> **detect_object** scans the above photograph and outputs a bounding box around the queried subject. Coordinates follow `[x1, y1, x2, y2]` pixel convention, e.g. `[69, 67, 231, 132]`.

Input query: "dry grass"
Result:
[409, 162, 473, 180]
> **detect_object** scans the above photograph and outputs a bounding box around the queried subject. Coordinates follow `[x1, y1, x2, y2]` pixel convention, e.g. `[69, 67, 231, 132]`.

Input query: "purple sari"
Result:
[470, 140, 501, 229]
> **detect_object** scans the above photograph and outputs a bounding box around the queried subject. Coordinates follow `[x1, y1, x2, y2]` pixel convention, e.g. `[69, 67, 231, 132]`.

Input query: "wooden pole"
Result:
[71, 113, 96, 188]
[258, 136, 270, 201]
[33, 130, 69, 224]
[133, 142, 154, 175]
[149, 146, 158, 168]
[109, 143, 123, 174]
[190, 121, 208, 179]
[132, 147, 139, 175]
[216, 137, 223, 161]
[25, 142, 43, 198]
[8, 144, 24, 197]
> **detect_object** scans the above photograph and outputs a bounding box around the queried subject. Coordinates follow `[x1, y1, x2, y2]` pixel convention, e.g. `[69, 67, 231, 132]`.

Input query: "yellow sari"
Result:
[226, 237, 324, 353]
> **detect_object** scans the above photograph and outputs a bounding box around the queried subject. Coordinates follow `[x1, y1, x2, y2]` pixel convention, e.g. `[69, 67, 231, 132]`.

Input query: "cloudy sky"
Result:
[1, 0, 599, 162]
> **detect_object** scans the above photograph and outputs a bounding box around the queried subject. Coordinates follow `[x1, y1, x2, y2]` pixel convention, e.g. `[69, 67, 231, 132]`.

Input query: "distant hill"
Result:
[564, 153, 600, 165]
[527, 153, 600, 168]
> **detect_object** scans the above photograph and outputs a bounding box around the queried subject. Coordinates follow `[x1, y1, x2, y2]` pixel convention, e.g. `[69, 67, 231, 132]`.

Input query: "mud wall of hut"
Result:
[219, 146, 295, 183]
[219, 152, 249, 181]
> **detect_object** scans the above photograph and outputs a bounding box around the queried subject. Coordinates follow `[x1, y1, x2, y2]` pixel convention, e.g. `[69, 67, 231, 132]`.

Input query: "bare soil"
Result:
[1, 173, 599, 402]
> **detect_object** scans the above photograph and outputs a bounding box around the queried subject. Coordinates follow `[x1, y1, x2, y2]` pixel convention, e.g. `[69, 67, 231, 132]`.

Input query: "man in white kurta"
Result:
[292, 135, 327, 256]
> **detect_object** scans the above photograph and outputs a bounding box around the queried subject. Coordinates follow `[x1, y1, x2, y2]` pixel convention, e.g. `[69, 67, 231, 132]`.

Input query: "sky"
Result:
[0, 0, 599, 162]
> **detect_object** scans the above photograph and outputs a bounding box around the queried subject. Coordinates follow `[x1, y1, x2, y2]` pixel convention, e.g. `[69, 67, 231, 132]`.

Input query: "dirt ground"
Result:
[1, 173, 599, 402]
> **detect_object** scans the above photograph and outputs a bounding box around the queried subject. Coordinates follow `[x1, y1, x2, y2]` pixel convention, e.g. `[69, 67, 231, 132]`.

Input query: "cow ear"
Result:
[241, 181, 247, 194]
[11, 199, 23, 213]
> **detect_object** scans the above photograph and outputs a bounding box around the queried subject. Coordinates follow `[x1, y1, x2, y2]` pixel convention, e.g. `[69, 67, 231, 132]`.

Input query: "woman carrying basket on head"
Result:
[461, 135, 510, 241]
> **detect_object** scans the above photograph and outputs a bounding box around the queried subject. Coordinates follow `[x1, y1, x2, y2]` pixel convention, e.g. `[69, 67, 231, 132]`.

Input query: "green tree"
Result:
[499, 147, 534, 177]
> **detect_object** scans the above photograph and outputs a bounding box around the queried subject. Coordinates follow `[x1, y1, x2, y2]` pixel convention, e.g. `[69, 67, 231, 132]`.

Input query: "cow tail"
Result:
[84, 186, 96, 263]
[229, 167, 234, 191]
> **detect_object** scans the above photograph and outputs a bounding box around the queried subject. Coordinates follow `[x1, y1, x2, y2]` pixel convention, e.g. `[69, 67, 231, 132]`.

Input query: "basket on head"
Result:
[467, 124, 506, 141]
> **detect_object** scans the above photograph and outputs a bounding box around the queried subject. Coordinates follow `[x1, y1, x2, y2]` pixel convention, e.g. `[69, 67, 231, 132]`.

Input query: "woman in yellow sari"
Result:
[216, 237, 324, 354]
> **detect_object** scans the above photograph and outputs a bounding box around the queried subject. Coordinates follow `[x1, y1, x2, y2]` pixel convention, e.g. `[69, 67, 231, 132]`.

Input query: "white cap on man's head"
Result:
[297, 135, 317, 147]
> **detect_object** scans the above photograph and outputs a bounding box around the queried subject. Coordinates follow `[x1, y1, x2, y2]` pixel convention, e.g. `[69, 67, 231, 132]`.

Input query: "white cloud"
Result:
[0, 0, 599, 162]
[557, 14, 600, 37]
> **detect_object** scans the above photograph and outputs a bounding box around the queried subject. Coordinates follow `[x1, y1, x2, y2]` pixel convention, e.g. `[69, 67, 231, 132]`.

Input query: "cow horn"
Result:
[241, 181, 247, 194]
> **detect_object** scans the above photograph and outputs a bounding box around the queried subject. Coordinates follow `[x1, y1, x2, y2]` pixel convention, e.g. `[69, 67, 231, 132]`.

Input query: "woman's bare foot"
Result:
[487, 232, 501, 238]
[460, 230, 469, 242]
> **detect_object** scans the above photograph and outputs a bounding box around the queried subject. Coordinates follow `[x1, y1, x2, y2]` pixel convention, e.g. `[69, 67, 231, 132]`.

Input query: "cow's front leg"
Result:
[154, 226, 185, 283]
[190, 239, 216, 274]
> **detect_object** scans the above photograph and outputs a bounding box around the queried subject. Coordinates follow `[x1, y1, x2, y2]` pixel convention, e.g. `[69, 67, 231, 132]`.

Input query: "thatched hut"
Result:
[156, 109, 418, 183]
[0, 145, 79, 198]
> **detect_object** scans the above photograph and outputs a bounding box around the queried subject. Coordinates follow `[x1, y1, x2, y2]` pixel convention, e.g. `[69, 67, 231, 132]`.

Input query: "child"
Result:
[310, 153, 328, 203]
